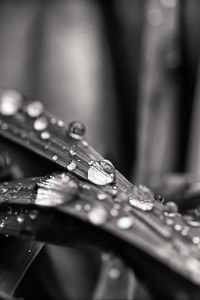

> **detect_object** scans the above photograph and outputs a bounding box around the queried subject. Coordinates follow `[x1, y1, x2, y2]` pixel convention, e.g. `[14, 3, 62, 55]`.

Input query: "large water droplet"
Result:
[26, 101, 43, 118]
[68, 121, 86, 140]
[0, 90, 23, 116]
[164, 201, 178, 217]
[129, 197, 154, 211]
[116, 216, 134, 229]
[87, 160, 116, 186]
[34, 116, 48, 131]
[88, 206, 108, 225]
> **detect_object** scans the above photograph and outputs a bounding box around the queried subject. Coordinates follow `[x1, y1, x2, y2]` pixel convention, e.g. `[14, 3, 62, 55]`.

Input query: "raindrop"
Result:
[57, 120, 64, 127]
[87, 160, 116, 186]
[129, 197, 154, 211]
[193, 237, 200, 245]
[109, 268, 120, 279]
[52, 155, 58, 161]
[34, 116, 48, 131]
[88, 206, 108, 225]
[97, 193, 108, 201]
[17, 215, 24, 224]
[26, 101, 43, 118]
[0, 90, 23, 116]
[67, 160, 77, 171]
[68, 121, 86, 140]
[41, 131, 50, 140]
[0, 220, 5, 228]
[70, 146, 77, 156]
[29, 209, 39, 220]
[116, 216, 134, 229]
[164, 201, 178, 217]
[174, 224, 182, 231]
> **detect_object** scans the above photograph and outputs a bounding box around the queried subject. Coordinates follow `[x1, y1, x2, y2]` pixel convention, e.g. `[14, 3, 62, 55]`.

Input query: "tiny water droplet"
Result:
[17, 215, 24, 224]
[52, 155, 58, 161]
[0, 220, 5, 228]
[174, 224, 182, 231]
[75, 204, 82, 211]
[28, 249, 31, 254]
[110, 209, 119, 217]
[26, 101, 43, 118]
[68, 121, 86, 140]
[0, 90, 23, 116]
[1, 123, 8, 130]
[70, 146, 77, 156]
[41, 131, 50, 140]
[29, 209, 39, 220]
[97, 193, 108, 201]
[116, 216, 134, 229]
[87, 160, 116, 186]
[88, 206, 108, 225]
[109, 268, 120, 279]
[57, 120, 64, 127]
[67, 160, 77, 171]
[34, 116, 48, 131]
[193, 237, 200, 245]
[84, 204, 91, 211]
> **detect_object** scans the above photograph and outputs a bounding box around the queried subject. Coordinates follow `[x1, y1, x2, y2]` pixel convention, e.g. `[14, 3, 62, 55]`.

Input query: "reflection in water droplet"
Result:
[34, 117, 48, 131]
[129, 197, 154, 211]
[67, 160, 77, 171]
[0, 90, 23, 116]
[87, 160, 115, 186]
[116, 216, 133, 229]
[26, 101, 43, 118]
[41, 131, 50, 140]
[68, 121, 86, 140]
[88, 206, 108, 225]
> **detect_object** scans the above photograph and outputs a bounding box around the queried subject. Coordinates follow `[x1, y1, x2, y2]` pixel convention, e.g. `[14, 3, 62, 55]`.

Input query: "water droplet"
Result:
[52, 155, 58, 161]
[165, 218, 174, 226]
[67, 160, 77, 171]
[88, 206, 108, 225]
[17, 215, 24, 224]
[28, 249, 31, 254]
[41, 131, 50, 140]
[129, 197, 154, 211]
[75, 204, 82, 211]
[183, 215, 200, 227]
[1, 123, 8, 130]
[68, 121, 86, 140]
[0, 90, 23, 116]
[164, 202, 178, 217]
[181, 226, 190, 236]
[34, 116, 48, 131]
[87, 160, 116, 186]
[58, 120, 64, 127]
[0, 220, 5, 228]
[70, 146, 77, 156]
[26, 101, 43, 118]
[84, 204, 91, 211]
[109, 268, 120, 279]
[51, 118, 57, 124]
[174, 224, 182, 231]
[97, 193, 108, 201]
[29, 209, 39, 220]
[116, 216, 134, 229]
[193, 237, 200, 245]
[110, 209, 119, 217]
